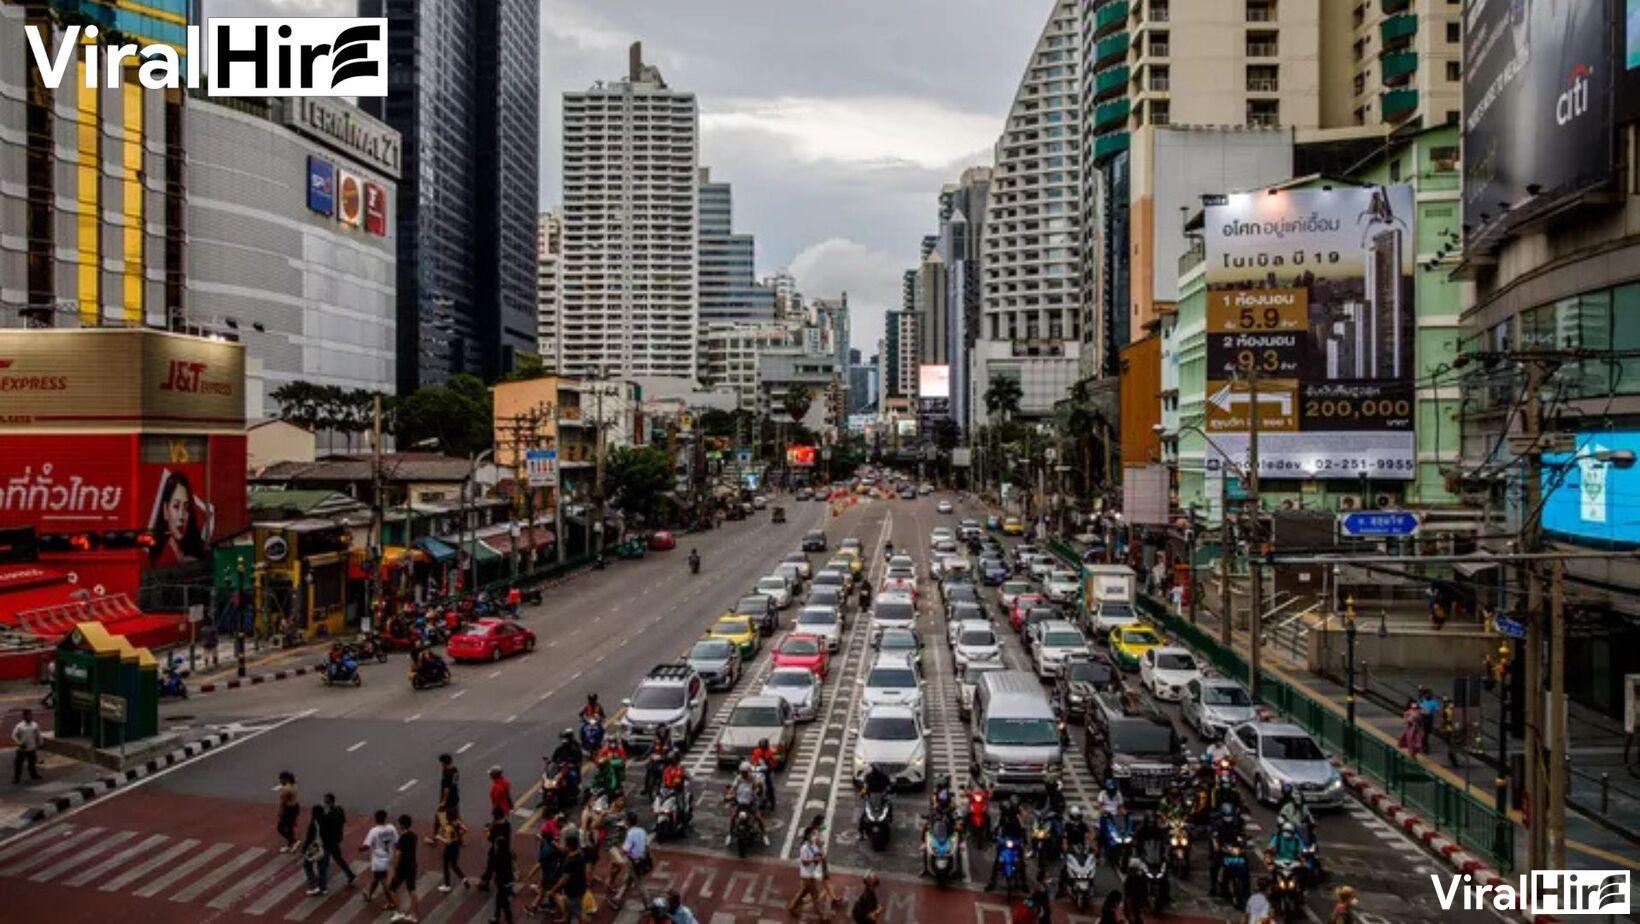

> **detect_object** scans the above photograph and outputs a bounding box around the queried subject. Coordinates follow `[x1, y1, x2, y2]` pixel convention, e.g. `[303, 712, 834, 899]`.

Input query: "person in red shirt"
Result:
[488, 765, 513, 816]
[748, 739, 778, 810]
[506, 585, 522, 615]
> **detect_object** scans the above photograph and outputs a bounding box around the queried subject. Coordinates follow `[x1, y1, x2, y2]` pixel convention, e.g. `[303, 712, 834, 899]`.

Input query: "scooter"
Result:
[651, 783, 693, 841]
[861, 791, 893, 851]
[729, 802, 759, 858]
[1168, 818, 1192, 878]
[1063, 842, 1098, 912]
[1219, 835, 1251, 910]
[349, 634, 389, 663]
[409, 657, 450, 690]
[964, 788, 993, 847]
[158, 666, 188, 699]
[320, 656, 362, 687]
[993, 834, 1027, 899]
[541, 761, 580, 815]
[1271, 858, 1306, 922]
[923, 815, 960, 886]
[1139, 836, 1171, 912]
[1100, 813, 1135, 872]
[579, 715, 606, 754]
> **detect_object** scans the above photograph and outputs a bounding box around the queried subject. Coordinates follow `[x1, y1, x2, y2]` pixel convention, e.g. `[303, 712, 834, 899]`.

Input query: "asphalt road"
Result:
[0, 489, 1502, 923]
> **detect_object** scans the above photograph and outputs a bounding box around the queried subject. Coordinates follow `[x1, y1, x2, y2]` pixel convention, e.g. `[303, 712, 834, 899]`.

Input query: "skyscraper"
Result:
[363, 0, 540, 392]
[537, 210, 564, 373]
[561, 43, 700, 379]
[698, 167, 775, 324]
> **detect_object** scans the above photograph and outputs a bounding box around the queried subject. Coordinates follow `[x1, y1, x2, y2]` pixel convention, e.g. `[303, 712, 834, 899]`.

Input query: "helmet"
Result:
[1068, 805, 1083, 821]
[1221, 802, 1237, 819]
[739, 761, 752, 774]
[1280, 821, 1296, 834]
[561, 729, 574, 740]
[758, 738, 770, 749]
[1200, 751, 1213, 764]
[1280, 781, 1294, 797]
[1104, 779, 1118, 792]
[587, 693, 599, 703]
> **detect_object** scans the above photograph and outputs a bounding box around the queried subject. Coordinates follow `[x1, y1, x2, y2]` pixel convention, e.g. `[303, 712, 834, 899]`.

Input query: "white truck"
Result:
[1083, 564, 1139, 634]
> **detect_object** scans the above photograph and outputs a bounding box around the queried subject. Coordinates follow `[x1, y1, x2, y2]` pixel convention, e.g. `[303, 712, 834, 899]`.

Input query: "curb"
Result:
[19, 728, 238, 826]
[196, 665, 313, 694]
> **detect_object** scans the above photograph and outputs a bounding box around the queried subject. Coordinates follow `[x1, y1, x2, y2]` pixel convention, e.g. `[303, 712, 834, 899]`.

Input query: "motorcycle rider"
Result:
[641, 726, 675, 797]
[1028, 800, 1064, 885]
[927, 774, 957, 828]
[1208, 800, 1246, 898]
[856, 762, 893, 829]
[593, 734, 628, 793]
[688, 548, 701, 573]
[580, 693, 605, 724]
[724, 761, 769, 846]
[1094, 778, 1125, 820]
[1056, 805, 1092, 897]
[1041, 775, 1068, 815]
[984, 796, 1029, 891]
[748, 739, 778, 811]
[963, 774, 993, 841]
[1274, 783, 1315, 844]
[1266, 821, 1306, 867]
[882, 540, 895, 561]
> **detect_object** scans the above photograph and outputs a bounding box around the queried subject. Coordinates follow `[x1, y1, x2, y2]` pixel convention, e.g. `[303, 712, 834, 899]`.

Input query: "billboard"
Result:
[1631, 0, 1640, 69]
[336, 170, 364, 227]
[918, 364, 951, 400]
[1203, 185, 1416, 480]
[364, 182, 389, 236]
[307, 156, 335, 216]
[525, 448, 558, 489]
[1462, 0, 1612, 246]
[1543, 432, 1640, 547]
[786, 445, 817, 467]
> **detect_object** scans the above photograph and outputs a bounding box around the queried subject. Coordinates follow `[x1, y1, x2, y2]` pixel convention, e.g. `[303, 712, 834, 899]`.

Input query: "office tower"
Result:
[974, 0, 1083, 422]
[698, 168, 775, 324]
[810, 296, 850, 374]
[561, 43, 699, 379]
[362, 0, 540, 391]
[537, 210, 564, 373]
[882, 310, 904, 398]
[941, 167, 990, 434]
[1, 0, 187, 329]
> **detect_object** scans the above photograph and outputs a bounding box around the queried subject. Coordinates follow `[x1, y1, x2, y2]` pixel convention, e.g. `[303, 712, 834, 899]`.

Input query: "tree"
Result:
[500, 354, 548, 383]
[391, 373, 493, 456]
[271, 382, 322, 431]
[984, 377, 1024, 422]
[604, 445, 675, 523]
[782, 386, 815, 425]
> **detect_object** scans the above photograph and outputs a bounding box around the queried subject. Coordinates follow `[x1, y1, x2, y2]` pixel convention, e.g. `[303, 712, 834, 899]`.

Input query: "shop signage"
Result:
[99, 694, 127, 723]
[286, 97, 401, 178]
[525, 449, 558, 489]
[263, 535, 289, 562]
[63, 662, 89, 684]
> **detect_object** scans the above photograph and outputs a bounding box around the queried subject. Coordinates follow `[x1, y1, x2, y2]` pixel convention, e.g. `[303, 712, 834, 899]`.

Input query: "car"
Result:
[1008, 593, 1049, 632]
[931, 538, 960, 557]
[881, 575, 918, 604]
[1044, 569, 1081, 604]
[978, 557, 1009, 586]
[1089, 599, 1141, 634]
[940, 582, 980, 614]
[774, 562, 806, 594]
[928, 526, 955, 547]
[918, 483, 934, 495]
[953, 623, 1002, 668]
[1025, 555, 1058, 582]
[795, 488, 812, 501]
[732, 594, 779, 636]
[936, 499, 954, 514]
[853, 705, 928, 789]
[946, 602, 988, 639]
[708, 616, 761, 660]
[1009, 543, 1041, 570]
[1083, 692, 1189, 804]
[802, 530, 827, 552]
[621, 664, 710, 750]
[934, 554, 972, 581]
[1139, 646, 1203, 702]
[794, 606, 843, 651]
[887, 554, 916, 572]
[714, 695, 796, 769]
[956, 517, 981, 540]
[840, 536, 863, 552]
[772, 633, 830, 677]
[834, 547, 865, 576]
[1019, 606, 1059, 643]
[686, 638, 742, 691]
[804, 585, 847, 617]
[1108, 625, 1164, 671]
[985, 514, 1003, 531]
[754, 575, 793, 609]
[445, 618, 537, 662]
[868, 594, 917, 643]
[812, 569, 850, 598]
[761, 667, 822, 721]
[752, 495, 767, 509]
[1053, 656, 1121, 721]
[956, 659, 1003, 720]
[874, 627, 923, 669]
[1182, 677, 1258, 740]
[998, 580, 1036, 613]
[1031, 621, 1091, 679]
[648, 530, 677, 551]
[860, 653, 924, 715]
[1002, 516, 1025, 536]
[782, 552, 813, 580]
[1225, 721, 1345, 808]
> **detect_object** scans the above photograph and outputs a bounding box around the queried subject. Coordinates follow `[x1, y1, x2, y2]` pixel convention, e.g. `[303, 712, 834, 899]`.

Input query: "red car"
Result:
[445, 618, 537, 662]
[649, 530, 677, 551]
[771, 634, 830, 678]
[1009, 593, 1047, 632]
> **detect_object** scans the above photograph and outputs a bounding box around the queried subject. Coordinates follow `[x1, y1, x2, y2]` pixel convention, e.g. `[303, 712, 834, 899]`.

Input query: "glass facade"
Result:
[53, 0, 188, 46]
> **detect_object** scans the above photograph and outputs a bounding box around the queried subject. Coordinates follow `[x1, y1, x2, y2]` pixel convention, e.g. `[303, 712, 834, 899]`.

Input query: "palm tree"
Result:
[984, 377, 1023, 422]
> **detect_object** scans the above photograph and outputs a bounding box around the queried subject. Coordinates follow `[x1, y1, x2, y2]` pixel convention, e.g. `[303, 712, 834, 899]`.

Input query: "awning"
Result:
[1453, 559, 1500, 578]
[413, 537, 459, 564]
[467, 540, 503, 563]
[478, 529, 555, 557]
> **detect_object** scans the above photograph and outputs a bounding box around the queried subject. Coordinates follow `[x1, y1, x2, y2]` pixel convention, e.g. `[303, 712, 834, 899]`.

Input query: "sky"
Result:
[205, 0, 1054, 354]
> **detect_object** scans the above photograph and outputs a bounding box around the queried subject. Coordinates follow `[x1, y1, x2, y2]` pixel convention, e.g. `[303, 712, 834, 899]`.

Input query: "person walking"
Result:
[317, 793, 357, 887]
[1397, 700, 1425, 756]
[489, 828, 517, 924]
[851, 871, 884, 923]
[545, 829, 589, 923]
[488, 765, 513, 816]
[429, 809, 467, 892]
[1097, 890, 1122, 924]
[1328, 885, 1360, 924]
[360, 809, 398, 904]
[383, 814, 421, 922]
[301, 804, 332, 896]
[438, 753, 461, 821]
[1416, 687, 1441, 755]
[477, 805, 513, 891]
[275, 771, 301, 852]
[784, 816, 829, 919]
[11, 709, 44, 784]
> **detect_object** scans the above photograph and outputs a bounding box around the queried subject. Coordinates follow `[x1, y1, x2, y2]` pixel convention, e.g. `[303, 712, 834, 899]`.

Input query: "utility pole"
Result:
[1219, 516, 1234, 649]
[370, 394, 384, 631]
[593, 377, 609, 554]
[1185, 512, 1198, 624]
[1521, 360, 1547, 873]
[1245, 360, 1263, 702]
[1549, 557, 1566, 869]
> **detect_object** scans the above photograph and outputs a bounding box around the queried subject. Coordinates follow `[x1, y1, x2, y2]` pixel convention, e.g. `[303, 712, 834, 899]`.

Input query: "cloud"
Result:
[702, 96, 998, 171]
[789, 238, 907, 357]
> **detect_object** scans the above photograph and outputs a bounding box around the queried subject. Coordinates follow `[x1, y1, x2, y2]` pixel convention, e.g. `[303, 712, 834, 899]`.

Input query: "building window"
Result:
[1389, 160, 1402, 181]
[1446, 22, 1460, 43]
[1246, 1, 1275, 22]
[1149, 65, 1171, 91]
[1247, 31, 1279, 57]
[1445, 60, 1461, 81]
[1248, 64, 1279, 92]
[1149, 2, 1170, 22]
[1149, 31, 1170, 57]
[1246, 99, 1279, 127]
[1151, 100, 1170, 125]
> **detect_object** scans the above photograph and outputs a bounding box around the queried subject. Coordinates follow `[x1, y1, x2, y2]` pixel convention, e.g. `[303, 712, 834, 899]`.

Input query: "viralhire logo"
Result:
[1433, 870, 1630, 915]
[24, 18, 387, 97]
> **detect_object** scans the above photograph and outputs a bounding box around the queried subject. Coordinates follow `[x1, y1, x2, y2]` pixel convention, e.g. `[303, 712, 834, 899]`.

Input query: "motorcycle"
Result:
[923, 815, 960, 886]
[1271, 858, 1306, 922]
[1100, 814, 1135, 872]
[729, 802, 759, 858]
[409, 657, 450, 690]
[541, 761, 580, 815]
[964, 789, 993, 847]
[1167, 818, 1192, 878]
[1301, 837, 1326, 887]
[994, 834, 1027, 899]
[651, 783, 693, 841]
[591, 754, 626, 796]
[750, 760, 775, 811]
[1139, 835, 1171, 912]
[320, 656, 362, 687]
[688, 554, 700, 575]
[1063, 842, 1098, 912]
[349, 634, 389, 664]
[1027, 807, 1061, 874]
[860, 791, 893, 851]
[579, 715, 606, 754]
[158, 666, 188, 699]
[1219, 835, 1251, 910]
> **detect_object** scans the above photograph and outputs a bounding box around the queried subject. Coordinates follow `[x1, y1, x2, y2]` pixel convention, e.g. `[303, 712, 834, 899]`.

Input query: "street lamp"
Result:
[1343, 596, 1359, 733]
[235, 559, 248, 678]
[1483, 639, 1513, 815]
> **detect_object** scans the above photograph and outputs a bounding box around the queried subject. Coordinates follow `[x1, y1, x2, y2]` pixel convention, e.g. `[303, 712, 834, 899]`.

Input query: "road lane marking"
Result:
[170, 845, 266, 901]
[505, 714, 518, 723]
[405, 713, 422, 723]
[488, 669, 502, 679]
[29, 829, 137, 882]
[456, 741, 475, 754]
[346, 740, 367, 753]
[63, 832, 168, 887]
[0, 826, 104, 875]
[397, 778, 419, 792]
[450, 688, 467, 700]
[205, 851, 290, 909]
[133, 840, 232, 897]
[242, 868, 310, 915]
[99, 837, 198, 891]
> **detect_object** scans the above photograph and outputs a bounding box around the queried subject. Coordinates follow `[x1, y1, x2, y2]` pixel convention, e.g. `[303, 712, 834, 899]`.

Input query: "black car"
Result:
[1083, 692, 1189, 803]
[795, 488, 812, 501]
[733, 594, 780, 636]
[1054, 655, 1121, 721]
[940, 581, 979, 611]
[802, 530, 828, 552]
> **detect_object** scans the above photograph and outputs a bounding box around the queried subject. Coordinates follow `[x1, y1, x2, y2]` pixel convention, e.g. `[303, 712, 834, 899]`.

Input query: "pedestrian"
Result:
[200, 619, 220, 667]
[275, 771, 301, 852]
[301, 804, 331, 896]
[383, 814, 421, 922]
[490, 829, 517, 924]
[851, 871, 883, 923]
[317, 793, 357, 887]
[522, 817, 563, 918]
[438, 753, 461, 821]
[1244, 876, 1274, 924]
[429, 809, 467, 892]
[785, 815, 828, 919]
[546, 829, 589, 923]
[360, 809, 398, 904]
[1417, 687, 1440, 755]
[1097, 890, 1122, 924]
[11, 709, 44, 784]
[1397, 700, 1425, 756]
[665, 890, 700, 924]
[1328, 885, 1360, 924]
[488, 765, 513, 816]
[477, 805, 513, 891]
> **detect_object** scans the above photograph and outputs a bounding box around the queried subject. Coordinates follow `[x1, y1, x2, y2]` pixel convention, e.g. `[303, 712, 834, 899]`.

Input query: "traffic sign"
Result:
[1339, 510, 1421, 538]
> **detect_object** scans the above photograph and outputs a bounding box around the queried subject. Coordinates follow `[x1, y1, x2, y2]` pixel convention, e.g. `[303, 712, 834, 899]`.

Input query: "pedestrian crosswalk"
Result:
[0, 822, 532, 922]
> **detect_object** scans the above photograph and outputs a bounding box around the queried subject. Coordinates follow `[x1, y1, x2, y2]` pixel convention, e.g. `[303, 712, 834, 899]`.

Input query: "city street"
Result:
[0, 492, 1504, 923]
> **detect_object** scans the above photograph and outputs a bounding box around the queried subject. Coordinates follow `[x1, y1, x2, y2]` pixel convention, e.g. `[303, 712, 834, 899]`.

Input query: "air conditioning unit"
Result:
[1375, 493, 1396, 509]
[1338, 496, 1360, 511]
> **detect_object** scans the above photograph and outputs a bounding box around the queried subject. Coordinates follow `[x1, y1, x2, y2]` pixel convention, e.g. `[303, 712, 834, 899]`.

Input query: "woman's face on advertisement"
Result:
[164, 483, 191, 540]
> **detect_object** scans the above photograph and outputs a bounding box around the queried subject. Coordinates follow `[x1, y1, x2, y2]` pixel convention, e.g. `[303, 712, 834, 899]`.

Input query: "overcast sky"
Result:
[207, 0, 1052, 354]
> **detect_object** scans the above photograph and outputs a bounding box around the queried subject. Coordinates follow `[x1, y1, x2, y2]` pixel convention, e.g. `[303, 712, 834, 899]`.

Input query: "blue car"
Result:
[985, 514, 1003, 531]
[978, 557, 1009, 586]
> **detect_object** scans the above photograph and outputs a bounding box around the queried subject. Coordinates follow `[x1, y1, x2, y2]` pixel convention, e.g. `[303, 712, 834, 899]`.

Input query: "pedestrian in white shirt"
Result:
[12, 709, 43, 784]
[359, 808, 398, 904]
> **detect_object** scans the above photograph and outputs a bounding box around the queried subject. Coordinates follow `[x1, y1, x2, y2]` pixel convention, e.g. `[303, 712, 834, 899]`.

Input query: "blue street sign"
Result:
[1339, 510, 1422, 538]
[1492, 613, 1525, 639]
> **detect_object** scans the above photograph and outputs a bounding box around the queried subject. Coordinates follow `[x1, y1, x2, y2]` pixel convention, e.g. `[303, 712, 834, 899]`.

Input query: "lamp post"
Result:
[1485, 639, 1512, 814]
[234, 559, 248, 678]
[1343, 596, 1359, 731]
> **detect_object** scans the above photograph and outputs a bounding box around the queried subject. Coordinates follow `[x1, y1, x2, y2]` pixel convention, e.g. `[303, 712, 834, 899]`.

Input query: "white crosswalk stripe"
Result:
[63, 833, 168, 888]
[170, 845, 267, 902]
[100, 837, 198, 892]
[0, 826, 104, 876]
[244, 869, 311, 915]
[132, 840, 233, 898]
[207, 851, 296, 909]
[0, 823, 79, 863]
[29, 830, 137, 883]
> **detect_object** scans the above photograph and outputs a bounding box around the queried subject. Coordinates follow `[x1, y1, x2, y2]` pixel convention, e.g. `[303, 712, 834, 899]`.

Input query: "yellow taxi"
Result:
[1109, 625, 1164, 671]
[834, 546, 865, 576]
[708, 616, 760, 660]
[1002, 516, 1025, 536]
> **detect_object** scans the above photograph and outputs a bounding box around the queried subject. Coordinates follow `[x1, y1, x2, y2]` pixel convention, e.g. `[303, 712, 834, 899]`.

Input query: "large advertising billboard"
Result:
[307, 155, 335, 216]
[1543, 432, 1640, 547]
[1203, 185, 1416, 480]
[786, 445, 817, 467]
[1462, 0, 1612, 245]
[918, 364, 951, 400]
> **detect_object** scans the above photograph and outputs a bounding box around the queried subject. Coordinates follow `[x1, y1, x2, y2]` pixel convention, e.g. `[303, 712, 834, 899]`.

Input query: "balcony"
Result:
[1246, 40, 1278, 58]
[1094, 98, 1130, 131]
[1381, 0, 1411, 13]
[1381, 87, 1418, 121]
[1095, 32, 1129, 68]
[1093, 0, 1129, 39]
[1092, 130, 1130, 164]
[1094, 64, 1130, 100]
[1379, 49, 1417, 84]
[1380, 13, 1417, 48]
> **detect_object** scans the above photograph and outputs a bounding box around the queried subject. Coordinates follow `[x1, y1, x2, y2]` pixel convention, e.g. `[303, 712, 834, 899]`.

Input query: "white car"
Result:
[936, 499, 954, 514]
[1182, 678, 1258, 739]
[868, 594, 917, 644]
[998, 580, 1036, 613]
[1140, 647, 1203, 702]
[756, 575, 793, 609]
[887, 554, 916, 573]
[1044, 569, 1081, 603]
[782, 552, 813, 580]
[928, 526, 955, 547]
[881, 575, 918, 603]
[774, 562, 806, 593]
[1026, 554, 1057, 581]
[859, 653, 924, 715]
[1225, 721, 1345, 808]
[956, 518, 982, 541]
[853, 705, 927, 788]
[946, 615, 992, 648]
[952, 623, 1002, 668]
[1032, 620, 1091, 679]
[794, 606, 843, 651]
[761, 667, 822, 721]
[1089, 600, 1141, 634]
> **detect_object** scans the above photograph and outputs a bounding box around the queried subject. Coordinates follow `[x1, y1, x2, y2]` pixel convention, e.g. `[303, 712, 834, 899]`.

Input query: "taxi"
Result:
[834, 546, 865, 576]
[1108, 624, 1165, 671]
[1002, 516, 1025, 536]
[708, 616, 761, 660]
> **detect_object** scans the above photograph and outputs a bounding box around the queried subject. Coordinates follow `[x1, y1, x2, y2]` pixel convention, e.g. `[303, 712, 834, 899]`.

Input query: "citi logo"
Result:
[1556, 63, 1593, 126]
[23, 18, 387, 98]
[1432, 870, 1630, 915]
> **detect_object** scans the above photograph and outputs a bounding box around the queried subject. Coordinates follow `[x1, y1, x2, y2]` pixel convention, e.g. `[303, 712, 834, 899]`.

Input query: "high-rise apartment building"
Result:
[698, 168, 775, 324]
[973, 0, 1083, 422]
[941, 167, 991, 434]
[561, 43, 700, 379]
[1343, 0, 1462, 130]
[1, 0, 187, 330]
[537, 210, 564, 373]
[363, 0, 540, 392]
